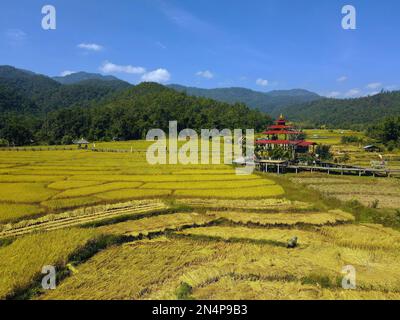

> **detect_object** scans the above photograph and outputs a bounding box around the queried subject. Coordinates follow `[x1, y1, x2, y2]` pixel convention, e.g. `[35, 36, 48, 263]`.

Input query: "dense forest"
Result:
[0, 66, 131, 115]
[279, 91, 400, 129]
[2, 65, 400, 146]
[367, 117, 400, 150]
[0, 67, 271, 146]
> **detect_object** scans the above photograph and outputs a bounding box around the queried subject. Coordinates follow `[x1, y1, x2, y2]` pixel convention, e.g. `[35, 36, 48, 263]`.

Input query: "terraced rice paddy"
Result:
[205, 210, 354, 227]
[0, 148, 279, 218]
[290, 174, 400, 209]
[304, 129, 400, 171]
[0, 141, 399, 300]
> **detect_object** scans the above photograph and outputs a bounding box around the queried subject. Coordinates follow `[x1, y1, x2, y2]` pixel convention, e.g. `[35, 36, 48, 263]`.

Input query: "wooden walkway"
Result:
[256, 160, 400, 177]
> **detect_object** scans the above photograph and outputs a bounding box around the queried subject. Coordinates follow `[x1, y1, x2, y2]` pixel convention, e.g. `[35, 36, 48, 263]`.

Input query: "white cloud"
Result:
[369, 91, 380, 96]
[366, 82, 382, 89]
[327, 91, 341, 98]
[256, 78, 269, 87]
[337, 76, 348, 82]
[141, 69, 171, 83]
[78, 43, 104, 51]
[156, 41, 167, 49]
[5, 29, 27, 45]
[345, 89, 361, 97]
[60, 70, 76, 77]
[196, 70, 214, 79]
[99, 61, 146, 74]
[386, 85, 398, 91]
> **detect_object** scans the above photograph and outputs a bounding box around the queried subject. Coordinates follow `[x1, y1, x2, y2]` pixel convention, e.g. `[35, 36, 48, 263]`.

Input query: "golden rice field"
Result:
[0, 140, 400, 300]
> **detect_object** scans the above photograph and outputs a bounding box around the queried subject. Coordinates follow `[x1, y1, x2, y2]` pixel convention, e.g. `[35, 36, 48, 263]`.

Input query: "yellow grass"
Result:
[192, 277, 400, 300]
[97, 189, 172, 201]
[48, 180, 101, 190]
[140, 179, 275, 190]
[177, 226, 323, 246]
[0, 204, 44, 223]
[40, 237, 400, 300]
[0, 228, 99, 299]
[206, 210, 354, 226]
[69, 174, 261, 182]
[0, 175, 67, 182]
[319, 224, 400, 251]
[54, 182, 143, 199]
[97, 212, 216, 237]
[41, 197, 104, 211]
[176, 198, 313, 211]
[1, 144, 399, 300]
[0, 183, 58, 203]
[174, 185, 285, 198]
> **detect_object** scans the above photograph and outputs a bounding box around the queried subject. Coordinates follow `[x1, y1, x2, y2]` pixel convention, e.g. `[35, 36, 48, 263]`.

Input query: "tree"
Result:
[316, 144, 333, 161]
[0, 138, 9, 147]
[0, 119, 34, 146]
[61, 135, 74, 145]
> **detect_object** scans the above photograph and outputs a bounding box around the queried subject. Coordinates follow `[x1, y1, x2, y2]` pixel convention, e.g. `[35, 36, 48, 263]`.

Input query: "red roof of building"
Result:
[268, 125, 293, 129]
[263, 130, 302, 135]
[297, 141, 317, 147]
[256, 140, 316, 146]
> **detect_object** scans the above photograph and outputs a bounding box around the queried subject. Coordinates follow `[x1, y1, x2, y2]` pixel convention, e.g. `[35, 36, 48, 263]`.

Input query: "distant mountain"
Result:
[168, 84, 321, 114]
[0, 65, 272, 145]
[0, 66, 131, 115]
[279, 91, 400, 129]
[53, 72, 127, 85]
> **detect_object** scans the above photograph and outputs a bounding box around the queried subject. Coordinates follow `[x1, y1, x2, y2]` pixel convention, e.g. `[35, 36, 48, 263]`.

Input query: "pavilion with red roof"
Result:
[256, 115, 316, 154]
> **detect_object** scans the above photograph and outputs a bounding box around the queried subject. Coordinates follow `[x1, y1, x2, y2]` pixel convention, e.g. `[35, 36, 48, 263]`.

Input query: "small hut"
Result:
[363, 145, 381, 152]
[74, 138, 90, 149]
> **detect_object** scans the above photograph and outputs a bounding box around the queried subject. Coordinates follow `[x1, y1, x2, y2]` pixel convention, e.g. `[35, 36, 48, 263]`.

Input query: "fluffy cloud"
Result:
[5, 29, 27, 45]
[78, 43, 104, 51]
[196, 70, 214, 79]
[337, 76, 348, 82]
[256, 78, 269, 87]
[100, 61, 146, 74]
[60, 70, 76, 77]
[141, 69, 171, 83]
[366, 82, 382, 89]
[345, 89, 361, 97]
[327, 91, 341, 98]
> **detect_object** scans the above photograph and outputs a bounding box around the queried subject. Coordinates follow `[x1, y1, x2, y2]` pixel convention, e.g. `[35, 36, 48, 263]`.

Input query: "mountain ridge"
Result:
[168, 84, 321, 114]
[53, 71, 127, 85]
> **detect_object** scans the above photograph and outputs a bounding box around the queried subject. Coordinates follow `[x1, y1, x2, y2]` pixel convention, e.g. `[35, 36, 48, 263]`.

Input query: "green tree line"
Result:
[0, 83, 271, 146]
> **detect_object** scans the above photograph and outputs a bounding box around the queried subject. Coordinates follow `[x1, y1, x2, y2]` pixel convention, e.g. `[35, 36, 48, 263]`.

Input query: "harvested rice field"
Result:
[290, 173, 400, 209]
[0, 142, 399, 300]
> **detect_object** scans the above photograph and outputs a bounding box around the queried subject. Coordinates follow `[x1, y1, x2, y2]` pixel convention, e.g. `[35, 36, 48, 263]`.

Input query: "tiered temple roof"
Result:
[256, 115, 316, 149]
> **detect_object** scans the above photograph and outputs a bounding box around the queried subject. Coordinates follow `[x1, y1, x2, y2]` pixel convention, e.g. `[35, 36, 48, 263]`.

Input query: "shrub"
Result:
[370, 199, 380, 209]
[316, 145, 333, 161]
[341, 136, 361, 144]
[0, 138, 9, 147]
[176, 282, 194, 300]
[61, 135, 74, 145]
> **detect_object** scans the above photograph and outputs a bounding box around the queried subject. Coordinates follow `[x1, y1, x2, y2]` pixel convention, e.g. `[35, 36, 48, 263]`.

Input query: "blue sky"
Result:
[1, 0, 399, 97]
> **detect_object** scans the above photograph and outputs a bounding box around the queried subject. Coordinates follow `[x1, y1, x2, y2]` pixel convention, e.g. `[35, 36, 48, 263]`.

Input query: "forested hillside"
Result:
[169, 84, 321, 114]
[280, 91, 400, 129]
[53, 71, 125, 85]
[0, 67, 271, 146]
[0, 66, 131, 115]
[39, 83, 272, 145]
